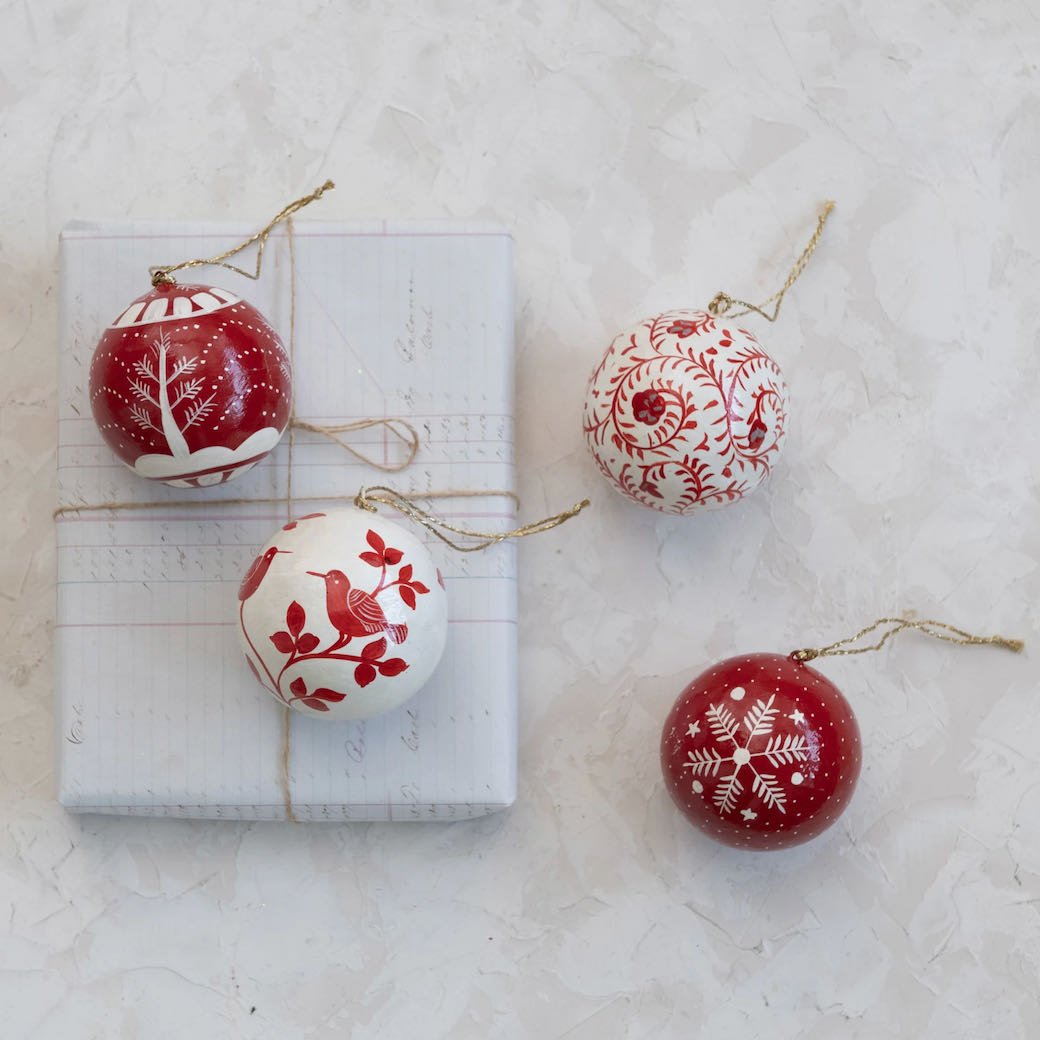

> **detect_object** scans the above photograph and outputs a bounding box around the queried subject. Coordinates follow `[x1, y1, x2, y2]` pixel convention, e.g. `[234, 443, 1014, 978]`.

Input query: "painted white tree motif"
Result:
[683, 692, 810, 817]
[128, 330, 217, 458]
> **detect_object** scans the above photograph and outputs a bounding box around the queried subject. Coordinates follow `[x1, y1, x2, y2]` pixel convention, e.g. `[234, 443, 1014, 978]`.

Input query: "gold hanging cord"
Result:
[791, 616, 1023, 663]
[149, 180, 335, 287]
[708, 201, 835, 322]
[355, 485, 590, 553]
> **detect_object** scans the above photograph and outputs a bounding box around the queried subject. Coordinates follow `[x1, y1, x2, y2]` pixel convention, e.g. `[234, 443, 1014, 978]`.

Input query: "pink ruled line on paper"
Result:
[57, 413, 514, 422]
[57, 459, 515, 472]
[54, 618, 517, 629]
[55, 510, 517, 526]
[58, 436, 510, 450]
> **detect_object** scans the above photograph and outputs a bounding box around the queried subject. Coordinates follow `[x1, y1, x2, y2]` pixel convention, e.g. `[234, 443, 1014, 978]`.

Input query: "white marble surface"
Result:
[2, 1, 1039, 1036]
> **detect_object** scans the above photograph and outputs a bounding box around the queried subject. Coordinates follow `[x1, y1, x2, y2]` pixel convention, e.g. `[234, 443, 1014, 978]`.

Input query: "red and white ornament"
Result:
[583, 309, 789, 513]
[89, 282, 292, 487]
[660, 653, 861, 851]
[237, 510, 448, 721]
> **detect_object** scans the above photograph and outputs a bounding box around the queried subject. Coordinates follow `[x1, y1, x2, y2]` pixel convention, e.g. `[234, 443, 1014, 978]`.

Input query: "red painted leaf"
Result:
[384, 547, 403, 565]
[399, 564, 413, 582]
[400, 585, 417, 610]
[359, 551, 383, 567]
[378, 658, 408, 677]
[366, 529, 385, 553]
[282, 512, 325, 532]
[270, 630, 295, 654]
[362, 637, 388, 661]
[436, 568, 446, 589]
[354, 662, 377, 688]
[286, 600, 305, 637]
[411, 581, 430, 594]
[295, 633, 320, 654]
[301, 697, 330, 712]
[289, 676, 307, 698]
[313, 687, 347, 703]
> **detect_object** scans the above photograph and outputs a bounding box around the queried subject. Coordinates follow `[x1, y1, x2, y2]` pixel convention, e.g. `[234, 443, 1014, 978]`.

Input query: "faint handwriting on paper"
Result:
[402, 707, 420, 752]
[66, 703, 84, 744]
[345, 721, 367, 766]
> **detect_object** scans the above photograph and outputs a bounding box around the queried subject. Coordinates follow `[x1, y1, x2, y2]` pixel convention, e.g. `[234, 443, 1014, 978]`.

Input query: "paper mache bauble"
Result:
[237, 510, 449, 721]
[583, 309, 789, 514]
[660, 653, 862, 851]
[89, 282, 292, 487]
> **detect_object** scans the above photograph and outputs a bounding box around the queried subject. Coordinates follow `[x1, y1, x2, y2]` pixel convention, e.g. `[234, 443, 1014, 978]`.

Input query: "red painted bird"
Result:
[239, 547, 290, 602]
[307, 569, 408, 644]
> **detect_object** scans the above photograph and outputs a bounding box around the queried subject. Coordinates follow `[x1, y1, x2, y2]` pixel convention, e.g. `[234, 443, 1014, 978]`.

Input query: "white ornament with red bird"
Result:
[237, 510, 448, 720]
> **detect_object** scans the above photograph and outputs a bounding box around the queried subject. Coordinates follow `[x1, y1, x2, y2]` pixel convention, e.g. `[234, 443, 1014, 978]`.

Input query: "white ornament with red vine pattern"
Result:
[583, 309, 789, 514]
[237, 510, 448, 721]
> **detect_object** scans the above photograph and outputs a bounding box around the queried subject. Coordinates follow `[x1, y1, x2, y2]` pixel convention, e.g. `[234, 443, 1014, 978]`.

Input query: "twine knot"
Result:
[707, 292, 733, 317]
[354, 489, 378, 513]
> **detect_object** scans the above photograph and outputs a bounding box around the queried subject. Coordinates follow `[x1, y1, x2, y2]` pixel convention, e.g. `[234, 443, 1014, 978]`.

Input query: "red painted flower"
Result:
[632, 389, 666, 425]
[748, 420, 767, 450]
[666, 319, 698, 338]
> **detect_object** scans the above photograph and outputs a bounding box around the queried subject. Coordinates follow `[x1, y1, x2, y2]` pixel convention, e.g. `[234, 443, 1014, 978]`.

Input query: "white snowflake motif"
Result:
[682, 691, 810, 818]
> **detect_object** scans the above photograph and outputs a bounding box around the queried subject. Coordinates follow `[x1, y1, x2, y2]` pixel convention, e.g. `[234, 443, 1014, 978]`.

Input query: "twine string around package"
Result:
[791, 617, 1024, 663]
[707, 201, 835, 322]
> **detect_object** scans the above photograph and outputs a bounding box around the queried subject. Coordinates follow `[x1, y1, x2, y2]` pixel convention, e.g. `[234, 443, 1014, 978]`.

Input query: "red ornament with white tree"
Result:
[89, 282, 291, 487]
[87, 181, 334, 488]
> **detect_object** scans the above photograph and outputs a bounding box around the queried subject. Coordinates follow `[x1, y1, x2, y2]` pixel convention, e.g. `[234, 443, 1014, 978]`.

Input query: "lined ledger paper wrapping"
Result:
[56, 220, 517, 820]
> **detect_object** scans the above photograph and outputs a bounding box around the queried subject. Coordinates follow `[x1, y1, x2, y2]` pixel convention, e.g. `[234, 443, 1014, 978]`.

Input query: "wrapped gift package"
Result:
[55, 219, 517, 820]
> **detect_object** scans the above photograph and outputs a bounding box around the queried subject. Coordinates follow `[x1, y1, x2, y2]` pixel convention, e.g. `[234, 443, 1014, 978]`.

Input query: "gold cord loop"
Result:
[707, 201, 835, 322]
[354, 485, 590, 553]
[791, 616, 1024, 663]
[149, 180, 334, 287]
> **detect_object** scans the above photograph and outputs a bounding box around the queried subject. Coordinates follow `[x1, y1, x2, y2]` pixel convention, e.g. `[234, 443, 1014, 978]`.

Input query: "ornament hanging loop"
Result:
[707, 200, 835, 322]
[149, 180, 335, 287]
[791, 616, 1024, 663]
[355, 486, 590, 553]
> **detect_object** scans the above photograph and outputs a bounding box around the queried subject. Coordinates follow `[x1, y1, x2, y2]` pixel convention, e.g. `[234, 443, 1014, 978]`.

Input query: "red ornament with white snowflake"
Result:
[89, 281, 291, 487]
[583, 310, 789, 513]
[660, 653, 862, 851]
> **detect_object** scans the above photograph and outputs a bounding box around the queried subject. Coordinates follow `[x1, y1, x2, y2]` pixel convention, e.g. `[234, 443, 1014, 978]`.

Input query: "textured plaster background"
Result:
[2, 1, 1039, 1037]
